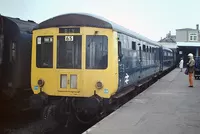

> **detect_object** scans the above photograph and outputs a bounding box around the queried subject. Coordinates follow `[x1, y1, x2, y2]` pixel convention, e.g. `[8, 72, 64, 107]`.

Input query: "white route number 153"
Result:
[65, 36, 74, 41]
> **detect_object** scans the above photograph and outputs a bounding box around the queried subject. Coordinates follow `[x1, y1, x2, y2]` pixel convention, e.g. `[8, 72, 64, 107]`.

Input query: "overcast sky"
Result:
[1, 0, 199, 41]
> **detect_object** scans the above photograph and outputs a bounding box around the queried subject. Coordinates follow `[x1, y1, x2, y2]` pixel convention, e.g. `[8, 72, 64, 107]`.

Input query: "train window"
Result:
[132, 41, 136, 50]
[57, 35, 82, 69]
[118, 41, 122, 55]
[143, 45, 146, 52]
[139, 46, 142, 61]
[153, 48, 156, 53]
[36, 36, 53, 68]
[10, 42, 16, 63]
[86, 35, 108, 69]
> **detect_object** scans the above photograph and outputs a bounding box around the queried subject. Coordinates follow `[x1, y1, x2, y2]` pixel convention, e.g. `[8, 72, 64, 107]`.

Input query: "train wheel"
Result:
[74, 110, 98, 125]
[54, 99, 71, 125]
[42, 104, 56, 120]
[0, 88, 16, 101]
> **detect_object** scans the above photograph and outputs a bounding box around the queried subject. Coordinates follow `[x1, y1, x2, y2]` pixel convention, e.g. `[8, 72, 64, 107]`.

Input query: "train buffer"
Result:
[83, 68, 200, 134]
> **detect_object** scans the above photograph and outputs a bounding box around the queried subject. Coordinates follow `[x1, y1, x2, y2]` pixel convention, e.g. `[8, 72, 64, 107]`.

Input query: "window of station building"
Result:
[189, 33, 198, 41]
[147, 46, 149, 52]
[86, 35, 108, 69]
[132, 41, 136, 50]
[57, 35, 82, 69]
[194, 36, 197, 40]
[36, 36, 53, 68]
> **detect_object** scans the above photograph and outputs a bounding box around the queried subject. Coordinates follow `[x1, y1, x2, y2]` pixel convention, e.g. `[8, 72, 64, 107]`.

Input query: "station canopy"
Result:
[177, 42, 200, 47]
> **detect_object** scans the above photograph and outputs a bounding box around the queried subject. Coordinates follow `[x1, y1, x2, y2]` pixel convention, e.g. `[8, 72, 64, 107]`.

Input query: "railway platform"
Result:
[83, 68, 200, 134]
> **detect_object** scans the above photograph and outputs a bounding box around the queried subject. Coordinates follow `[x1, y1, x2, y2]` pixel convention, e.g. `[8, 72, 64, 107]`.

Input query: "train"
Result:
[29, 13, 177, 125]
[0, 15, 37, 111]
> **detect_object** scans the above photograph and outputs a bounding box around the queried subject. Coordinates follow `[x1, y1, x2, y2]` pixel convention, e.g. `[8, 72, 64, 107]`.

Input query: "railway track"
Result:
[5, 117, 90, 134]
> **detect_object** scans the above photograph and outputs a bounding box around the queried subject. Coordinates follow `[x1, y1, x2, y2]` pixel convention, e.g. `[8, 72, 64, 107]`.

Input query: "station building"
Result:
[159, 24, 200, 67]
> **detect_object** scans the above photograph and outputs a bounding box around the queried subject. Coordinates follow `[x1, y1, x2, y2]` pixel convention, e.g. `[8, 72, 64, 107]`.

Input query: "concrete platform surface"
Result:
[83, 69, 200, 134]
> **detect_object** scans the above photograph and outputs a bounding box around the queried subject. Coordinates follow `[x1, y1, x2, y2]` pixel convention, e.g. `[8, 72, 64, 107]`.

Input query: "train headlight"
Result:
[60, 74, 67, 88]
[70, 75, 77, 89]
[96, 81, 103, 89]
[38, 79, 45, 87]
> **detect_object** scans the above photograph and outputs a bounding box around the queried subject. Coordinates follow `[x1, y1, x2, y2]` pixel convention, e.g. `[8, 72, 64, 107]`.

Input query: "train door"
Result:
[0, 34, 3, 65]
[159, 47, 163, 71]
[0, 34, 3, 87]
[118, 40, 125, 89]
[0, 17, 4, 79]
[139, 44, 142, 79]
[57, 35, 82, 92]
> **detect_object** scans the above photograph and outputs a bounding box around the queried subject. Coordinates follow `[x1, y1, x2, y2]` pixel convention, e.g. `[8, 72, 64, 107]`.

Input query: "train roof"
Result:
[34, 13, 160, 46]
[0, 15, 37, 33]
[162, 46, 173, 52]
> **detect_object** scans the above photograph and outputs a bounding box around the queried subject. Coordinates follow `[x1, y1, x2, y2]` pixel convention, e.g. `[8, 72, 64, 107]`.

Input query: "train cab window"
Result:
[57, 35, 82, 69]
[132, 41, 136, 50]
[86, 35, 108, 69]
[36, 36, 53, 68]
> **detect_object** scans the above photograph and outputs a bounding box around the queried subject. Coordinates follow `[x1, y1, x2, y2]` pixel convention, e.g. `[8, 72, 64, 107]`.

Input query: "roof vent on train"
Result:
[28, 20, 36, 23]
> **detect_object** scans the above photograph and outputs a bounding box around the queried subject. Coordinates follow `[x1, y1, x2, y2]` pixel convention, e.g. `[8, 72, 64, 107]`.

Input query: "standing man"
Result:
[187, 53, 195, 87]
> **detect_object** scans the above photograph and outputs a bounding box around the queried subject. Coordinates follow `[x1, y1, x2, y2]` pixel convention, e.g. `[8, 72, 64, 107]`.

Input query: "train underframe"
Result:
[0, 87, 33, 114]
[30, 92, 114, 126]
[29, 66, 175, 126]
